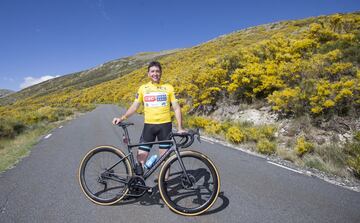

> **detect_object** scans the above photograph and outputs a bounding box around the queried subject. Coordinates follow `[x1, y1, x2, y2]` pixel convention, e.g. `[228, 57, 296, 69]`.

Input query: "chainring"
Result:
[127, 176, 147, 197]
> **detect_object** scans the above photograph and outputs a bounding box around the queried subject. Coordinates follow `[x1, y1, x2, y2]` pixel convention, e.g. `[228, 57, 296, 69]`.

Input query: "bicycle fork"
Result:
[174, 150, 194, 188]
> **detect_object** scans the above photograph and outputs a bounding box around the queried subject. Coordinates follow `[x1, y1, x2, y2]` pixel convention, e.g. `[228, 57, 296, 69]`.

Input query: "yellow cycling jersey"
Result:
[134, 82, 177, 124]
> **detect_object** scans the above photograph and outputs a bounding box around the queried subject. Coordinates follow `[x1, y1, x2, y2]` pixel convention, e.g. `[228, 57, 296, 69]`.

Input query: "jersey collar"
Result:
[148, 81, 162, 87]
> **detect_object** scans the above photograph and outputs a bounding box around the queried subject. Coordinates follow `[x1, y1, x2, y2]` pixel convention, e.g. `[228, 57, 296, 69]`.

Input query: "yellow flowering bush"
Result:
[226, 127, 245, 143]
[256, 139, 277, 155]
[295, 136, 314, 156]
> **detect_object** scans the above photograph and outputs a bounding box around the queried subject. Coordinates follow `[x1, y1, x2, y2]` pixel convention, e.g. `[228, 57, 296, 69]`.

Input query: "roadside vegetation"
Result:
[0, 123, 55, 172]
[0, 105, 93, 173]
[0, 12, 359, 179]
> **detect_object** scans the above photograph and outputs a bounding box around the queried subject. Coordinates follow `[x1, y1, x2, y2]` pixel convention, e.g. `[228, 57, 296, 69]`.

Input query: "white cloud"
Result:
[20, 75, 59, 89]
[98, 0, 111, 21]
[2, 77, 14, 81]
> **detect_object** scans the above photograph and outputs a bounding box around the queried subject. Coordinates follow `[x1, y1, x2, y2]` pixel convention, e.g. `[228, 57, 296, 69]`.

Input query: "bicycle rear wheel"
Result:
[78, 146, 132, 205]
[158, 150, 220, 216]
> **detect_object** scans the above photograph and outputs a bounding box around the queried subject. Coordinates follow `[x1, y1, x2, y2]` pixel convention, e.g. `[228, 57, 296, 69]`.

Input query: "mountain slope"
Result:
[52, 11, 360, 116]
[0, 89, 14, 98]
[0, 49, 180, 105]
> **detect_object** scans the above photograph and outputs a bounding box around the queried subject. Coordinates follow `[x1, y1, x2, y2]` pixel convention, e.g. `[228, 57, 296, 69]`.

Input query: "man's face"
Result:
[148, 66, 161, 83]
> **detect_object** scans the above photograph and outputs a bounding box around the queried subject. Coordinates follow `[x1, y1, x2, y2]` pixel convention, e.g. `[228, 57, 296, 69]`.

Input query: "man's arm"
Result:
[172, 101, 186, 133]
[112, 101, 140, 124]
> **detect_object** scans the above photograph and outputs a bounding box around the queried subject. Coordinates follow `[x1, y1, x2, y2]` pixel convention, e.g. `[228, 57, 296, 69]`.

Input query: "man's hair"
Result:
[148, 61, 162, 72]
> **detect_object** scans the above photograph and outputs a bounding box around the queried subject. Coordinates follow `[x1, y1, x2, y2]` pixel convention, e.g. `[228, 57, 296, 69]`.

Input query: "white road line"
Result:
[267, 161, 303, 174]
[44, 134, 52, 139]
[200, 137, 214, 144]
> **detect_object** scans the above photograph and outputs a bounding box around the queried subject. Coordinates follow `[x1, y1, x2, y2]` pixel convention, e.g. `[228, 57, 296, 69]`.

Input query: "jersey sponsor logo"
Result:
[156, 94, 167, 101]
[143, 92, 168, 107]
[144, 95, 156, 102]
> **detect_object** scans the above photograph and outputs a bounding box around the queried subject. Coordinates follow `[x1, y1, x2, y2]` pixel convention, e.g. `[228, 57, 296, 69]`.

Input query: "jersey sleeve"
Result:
[134, 86, 143, 103]
[168, 85, 177, 103]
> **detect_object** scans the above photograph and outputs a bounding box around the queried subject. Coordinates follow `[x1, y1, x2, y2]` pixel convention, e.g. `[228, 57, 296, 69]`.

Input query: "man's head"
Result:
[147, 61, 162, 84]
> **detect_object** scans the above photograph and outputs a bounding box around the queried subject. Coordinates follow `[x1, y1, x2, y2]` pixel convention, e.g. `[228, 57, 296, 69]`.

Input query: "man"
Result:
[112, 61, 186, 173]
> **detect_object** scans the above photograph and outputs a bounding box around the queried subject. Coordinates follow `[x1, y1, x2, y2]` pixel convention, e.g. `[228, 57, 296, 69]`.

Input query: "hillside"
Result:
[0, 49, 180, 105]
[0, 89, 14, 98]
[51, 12, 359, 120]
[1, 11, 359, 180]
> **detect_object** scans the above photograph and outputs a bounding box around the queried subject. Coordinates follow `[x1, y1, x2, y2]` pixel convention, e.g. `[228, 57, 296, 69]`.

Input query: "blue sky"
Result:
[0, 0, 359, 91]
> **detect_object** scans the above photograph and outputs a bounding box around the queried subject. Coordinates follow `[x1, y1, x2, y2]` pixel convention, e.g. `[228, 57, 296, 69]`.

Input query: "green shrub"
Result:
[345, 141, 360, 177]
[244, 127, 259, 141]
[38, 106, 59, 122]
[354, 131, 360, 141]
[258, 125, 276, 140]
[295, 136, 314, 156]
[23, 111, 41, 125]
[0, 118, 26, 138]
[256, 139, 276, 155]
[226, 127, 245, 143]
[304, 155, 327, 172]
[348, 155, 360, 177]
[315, 144, 347, 169]
[57, 107, 74, 118]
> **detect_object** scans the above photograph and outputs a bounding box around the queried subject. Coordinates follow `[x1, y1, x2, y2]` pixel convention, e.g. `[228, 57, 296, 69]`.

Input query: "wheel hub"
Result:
[181, 174, 196, 189]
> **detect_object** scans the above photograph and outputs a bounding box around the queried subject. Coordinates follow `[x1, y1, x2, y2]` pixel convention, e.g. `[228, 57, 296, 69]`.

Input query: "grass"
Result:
[303, 155, 328, 172]
[286, 144, 350, 177]
[276, 147, 298, 162]
[0, 123, 56, 173]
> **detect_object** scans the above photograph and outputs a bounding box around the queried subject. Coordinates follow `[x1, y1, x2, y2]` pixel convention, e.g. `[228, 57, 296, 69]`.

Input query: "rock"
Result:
[314, 137, 326, 145]
[343, 132, 352, 140]
[235, 108, 278, 125]
[212, 105, 278, 125]
[338, 134, 346, 143]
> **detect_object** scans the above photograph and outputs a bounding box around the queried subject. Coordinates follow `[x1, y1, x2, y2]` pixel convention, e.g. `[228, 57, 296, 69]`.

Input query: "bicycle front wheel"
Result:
[158, 150, 220, 216]
[78, 146, 132, 205]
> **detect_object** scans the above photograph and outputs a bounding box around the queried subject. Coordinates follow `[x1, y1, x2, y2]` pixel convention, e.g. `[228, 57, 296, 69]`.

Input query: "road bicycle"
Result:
[78, 122, 220, 216]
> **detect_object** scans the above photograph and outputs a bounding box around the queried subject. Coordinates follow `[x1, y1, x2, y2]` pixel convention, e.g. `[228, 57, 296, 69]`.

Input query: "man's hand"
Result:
[112, 116, 126, 125]
[112, 118, 121, 125]
[177, 128, 187, 134]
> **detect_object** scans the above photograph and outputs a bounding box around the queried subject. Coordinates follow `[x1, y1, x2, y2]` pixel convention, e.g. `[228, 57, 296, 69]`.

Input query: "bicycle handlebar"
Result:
[171, 128, 201, 148]
[117, 122, 134, 127]
[117, 122, 200, 148]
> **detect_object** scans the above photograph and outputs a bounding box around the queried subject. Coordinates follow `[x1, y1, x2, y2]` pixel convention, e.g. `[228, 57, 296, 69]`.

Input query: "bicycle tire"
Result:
[78, 146, 132, 205]
[158, 150, 220, 216]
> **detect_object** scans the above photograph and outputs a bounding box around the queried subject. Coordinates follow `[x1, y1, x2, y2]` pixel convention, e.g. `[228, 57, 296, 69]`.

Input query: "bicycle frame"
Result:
[111, 125, 189, 181]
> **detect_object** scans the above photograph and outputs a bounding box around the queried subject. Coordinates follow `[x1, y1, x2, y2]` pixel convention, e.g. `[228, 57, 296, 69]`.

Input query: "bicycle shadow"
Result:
[114, 185, 229, 215]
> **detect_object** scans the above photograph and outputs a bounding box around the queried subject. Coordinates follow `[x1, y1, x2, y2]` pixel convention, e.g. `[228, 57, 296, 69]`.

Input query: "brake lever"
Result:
[197, 135, 201, 143]
[195, 128, 201, 143]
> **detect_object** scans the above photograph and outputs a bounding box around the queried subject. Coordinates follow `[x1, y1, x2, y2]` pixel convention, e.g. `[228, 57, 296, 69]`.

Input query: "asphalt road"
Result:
[1, 105, 359, 223]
